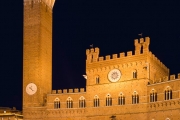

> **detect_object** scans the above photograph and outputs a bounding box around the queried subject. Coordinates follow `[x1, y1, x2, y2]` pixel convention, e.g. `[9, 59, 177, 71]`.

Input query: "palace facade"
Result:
[23, 0, 180, 120]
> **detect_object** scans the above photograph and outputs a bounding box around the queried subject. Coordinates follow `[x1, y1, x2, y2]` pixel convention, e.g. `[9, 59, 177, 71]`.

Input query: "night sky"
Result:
[0, 0, 180, 110]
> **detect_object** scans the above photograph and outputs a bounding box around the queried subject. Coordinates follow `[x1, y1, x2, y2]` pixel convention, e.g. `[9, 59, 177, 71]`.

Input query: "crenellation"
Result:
[63, 89, 67, 93]
[148, 52, 169, 75]
[69, 89, 73, 93]
[160, 62, 162, 67]
[170, 74, 175, 80]
[86, 47, 100, 63]
[99, 56, 104, 61]
[74, 88, 79, 93]
[52, 90, 56, 94]
[95, 47, 99, 53]
[178, 73, 180, 79]
[90, 48, 94, 53]
[127, 51, 132, 56]
[105, 55, 110, 60]
[86, 37, 152, 65]
[134, 37, 150, 55]
[145, 37, 150, 44]
[80, 88, 85, 92]
[140, 38, 144, 43]
[149, 73, 180, 85]
[151, 54, 156, 60]
[57, 90, 62, 94]
[86, 49, 90, 55]
[154, 56, 157, 61]
[120, 52, 125, 57]
[163, 76, 169, 82]
[112, 54, 117, 59]
[134, 39, 139, 45]
[149, 51, 152, 57]
[86, 55, 147, 70]
[157, 59, 160, 66]
[50, 88, 87, 94]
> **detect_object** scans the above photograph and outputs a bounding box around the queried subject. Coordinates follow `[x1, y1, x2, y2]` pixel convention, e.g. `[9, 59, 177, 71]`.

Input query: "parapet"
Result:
[86, 47, 100, 63]
[86, 37, 151, 64]
[134, 37, 150, 45]
[80, 88, 85, 92]
[134, 37, 150, 55]
[148, 52, 169, 72]
[51, 88, 86, 94]
[86, 47, 99, 55]
[148, 73, 180, 85]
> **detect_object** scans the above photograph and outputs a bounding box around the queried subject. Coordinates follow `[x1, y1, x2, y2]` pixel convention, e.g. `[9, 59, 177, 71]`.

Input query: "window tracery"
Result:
[54, 98, 60, 109]
[165, 87, 172, 100]
[79, 96, 85, 108]
[132, 91, 139, 104]
[67, 97, 73, 108]
[118, 93, 125, 105]
[150, 89, 157, 102]
[94, 95, 100, 107]
[106, 94, 112, 106]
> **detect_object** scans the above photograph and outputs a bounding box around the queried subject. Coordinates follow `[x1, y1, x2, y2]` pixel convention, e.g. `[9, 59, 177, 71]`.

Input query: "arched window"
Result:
[165, 87, 172, 100]
[132, 91, 139, 104]
[118, 93, 125, 105]
[150, 89, 157, 102]
[106, 94, 112, 106]
[67, 97, 73, 108]
[94, 95, 100, 107]
[54, 98, 60, 109]
[133, 69, 137, 79]
[96, 76, 100, 84]
[79, 96, 85, 108]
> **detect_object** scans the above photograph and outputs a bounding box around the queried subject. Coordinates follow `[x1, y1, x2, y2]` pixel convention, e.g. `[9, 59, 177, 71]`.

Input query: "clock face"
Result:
[108, 69, 121, 82]
[26, 83, 37, 95]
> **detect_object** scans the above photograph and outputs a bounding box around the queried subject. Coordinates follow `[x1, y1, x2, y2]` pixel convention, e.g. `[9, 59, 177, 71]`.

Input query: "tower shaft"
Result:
[23, 0, 54, 108]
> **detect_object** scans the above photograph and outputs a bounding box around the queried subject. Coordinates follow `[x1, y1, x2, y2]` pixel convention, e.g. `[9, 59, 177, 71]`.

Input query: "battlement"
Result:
[97, 51, 134, 61]
[51, 88, 85, 94]
[148, 51, 169, 72]
[148, 73, 180, 85]
[86, 50, 143, 62]
[24, 0, 55, 8]
[134, 37, 150, 46]
[86, 37, 150, 64]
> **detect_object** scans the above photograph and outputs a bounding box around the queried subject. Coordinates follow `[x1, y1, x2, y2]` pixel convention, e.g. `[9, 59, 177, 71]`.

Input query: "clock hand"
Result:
[29, 86, 34, 91]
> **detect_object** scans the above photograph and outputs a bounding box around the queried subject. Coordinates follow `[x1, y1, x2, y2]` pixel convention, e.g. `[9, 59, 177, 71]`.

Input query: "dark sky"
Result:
[0, 0, 180, 110]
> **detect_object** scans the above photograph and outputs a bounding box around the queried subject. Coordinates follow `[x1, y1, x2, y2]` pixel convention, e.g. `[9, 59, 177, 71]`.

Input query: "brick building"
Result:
[23, 0, 180, 120]
[0, 107, 23, 120]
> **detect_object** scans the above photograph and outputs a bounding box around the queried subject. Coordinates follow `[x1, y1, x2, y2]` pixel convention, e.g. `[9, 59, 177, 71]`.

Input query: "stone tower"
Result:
[23, 0, 55, 119]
